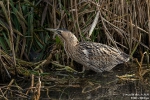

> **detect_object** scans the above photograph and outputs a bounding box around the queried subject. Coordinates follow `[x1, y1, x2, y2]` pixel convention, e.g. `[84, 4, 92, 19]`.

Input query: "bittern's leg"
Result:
[78, 66, 85, 73]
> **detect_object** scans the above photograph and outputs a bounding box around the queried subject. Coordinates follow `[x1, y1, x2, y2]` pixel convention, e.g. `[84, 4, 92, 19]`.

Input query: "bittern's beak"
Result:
[45, 28, 65, 34]
[45, 28, 58, 33]
[45, 28, 64, 33]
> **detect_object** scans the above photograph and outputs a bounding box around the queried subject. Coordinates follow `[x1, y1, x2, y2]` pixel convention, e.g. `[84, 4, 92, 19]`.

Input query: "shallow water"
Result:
[2, 64, 150, 100]
[38, 64, 150, 100]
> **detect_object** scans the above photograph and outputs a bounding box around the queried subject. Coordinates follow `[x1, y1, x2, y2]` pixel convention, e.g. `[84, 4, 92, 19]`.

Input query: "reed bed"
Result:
[0, 0, 150, 99]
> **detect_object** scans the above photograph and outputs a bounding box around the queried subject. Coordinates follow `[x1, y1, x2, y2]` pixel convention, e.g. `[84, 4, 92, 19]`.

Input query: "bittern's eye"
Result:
[57, 31, 61, 34]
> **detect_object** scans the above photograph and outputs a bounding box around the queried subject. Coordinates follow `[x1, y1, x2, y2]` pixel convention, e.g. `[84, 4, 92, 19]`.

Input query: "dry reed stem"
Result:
[33, 76, 41, 100]
[0, 1, 150, 99]
[25, 74, 34, 95]
[88, 11, 100, 38]
[4, 79, 14, 95]
[7, 0, 16, 74]
[82, 82, 101, 93]
[0, 47, 11, 78]
[0, 88, 8, 100]
[75, 0, 82, 41]
[100, 10, 120, 51]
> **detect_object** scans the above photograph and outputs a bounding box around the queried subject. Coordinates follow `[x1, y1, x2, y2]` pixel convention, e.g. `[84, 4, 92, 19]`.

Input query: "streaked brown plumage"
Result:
[46, 28, 129, 72]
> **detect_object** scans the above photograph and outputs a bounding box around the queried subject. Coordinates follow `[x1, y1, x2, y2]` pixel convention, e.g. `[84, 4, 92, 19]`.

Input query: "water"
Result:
[1, 64, 150, 100]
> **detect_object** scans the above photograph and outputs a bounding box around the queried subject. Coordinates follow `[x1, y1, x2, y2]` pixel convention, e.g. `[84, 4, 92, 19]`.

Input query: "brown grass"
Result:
[0, 0, 150, 99]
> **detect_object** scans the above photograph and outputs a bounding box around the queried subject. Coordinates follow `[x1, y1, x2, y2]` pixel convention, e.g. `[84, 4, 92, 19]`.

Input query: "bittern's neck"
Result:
[66, 40, 79, 47]
[63, 40, 78, 58]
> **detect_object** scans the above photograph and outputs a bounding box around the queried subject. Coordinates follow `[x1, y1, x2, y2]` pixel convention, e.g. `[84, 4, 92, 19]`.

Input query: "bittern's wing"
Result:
[76, 42, 129, 72]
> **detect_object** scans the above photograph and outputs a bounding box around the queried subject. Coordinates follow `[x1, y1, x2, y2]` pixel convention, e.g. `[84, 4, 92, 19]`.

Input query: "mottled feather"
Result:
[74, 42, 129, 72]
[46, 28, 130, 73]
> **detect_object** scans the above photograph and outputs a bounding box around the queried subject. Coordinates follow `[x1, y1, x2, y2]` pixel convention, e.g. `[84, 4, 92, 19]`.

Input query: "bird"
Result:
[45, 28, 130, 73]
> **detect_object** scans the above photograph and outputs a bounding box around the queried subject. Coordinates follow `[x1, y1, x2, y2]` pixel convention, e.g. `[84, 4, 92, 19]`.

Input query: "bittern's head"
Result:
[45, 28, 79, 46]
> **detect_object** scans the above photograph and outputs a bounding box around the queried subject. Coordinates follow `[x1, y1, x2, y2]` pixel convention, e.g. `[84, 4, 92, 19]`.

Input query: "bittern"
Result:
[46, 28, 129, 73]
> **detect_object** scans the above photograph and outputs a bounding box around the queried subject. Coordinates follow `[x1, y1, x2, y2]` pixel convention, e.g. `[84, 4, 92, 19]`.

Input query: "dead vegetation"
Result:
[0, 0, 150, 99]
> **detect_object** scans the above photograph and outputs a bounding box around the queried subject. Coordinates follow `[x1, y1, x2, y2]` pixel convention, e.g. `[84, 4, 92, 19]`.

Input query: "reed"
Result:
[0, 0, 150, 99]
